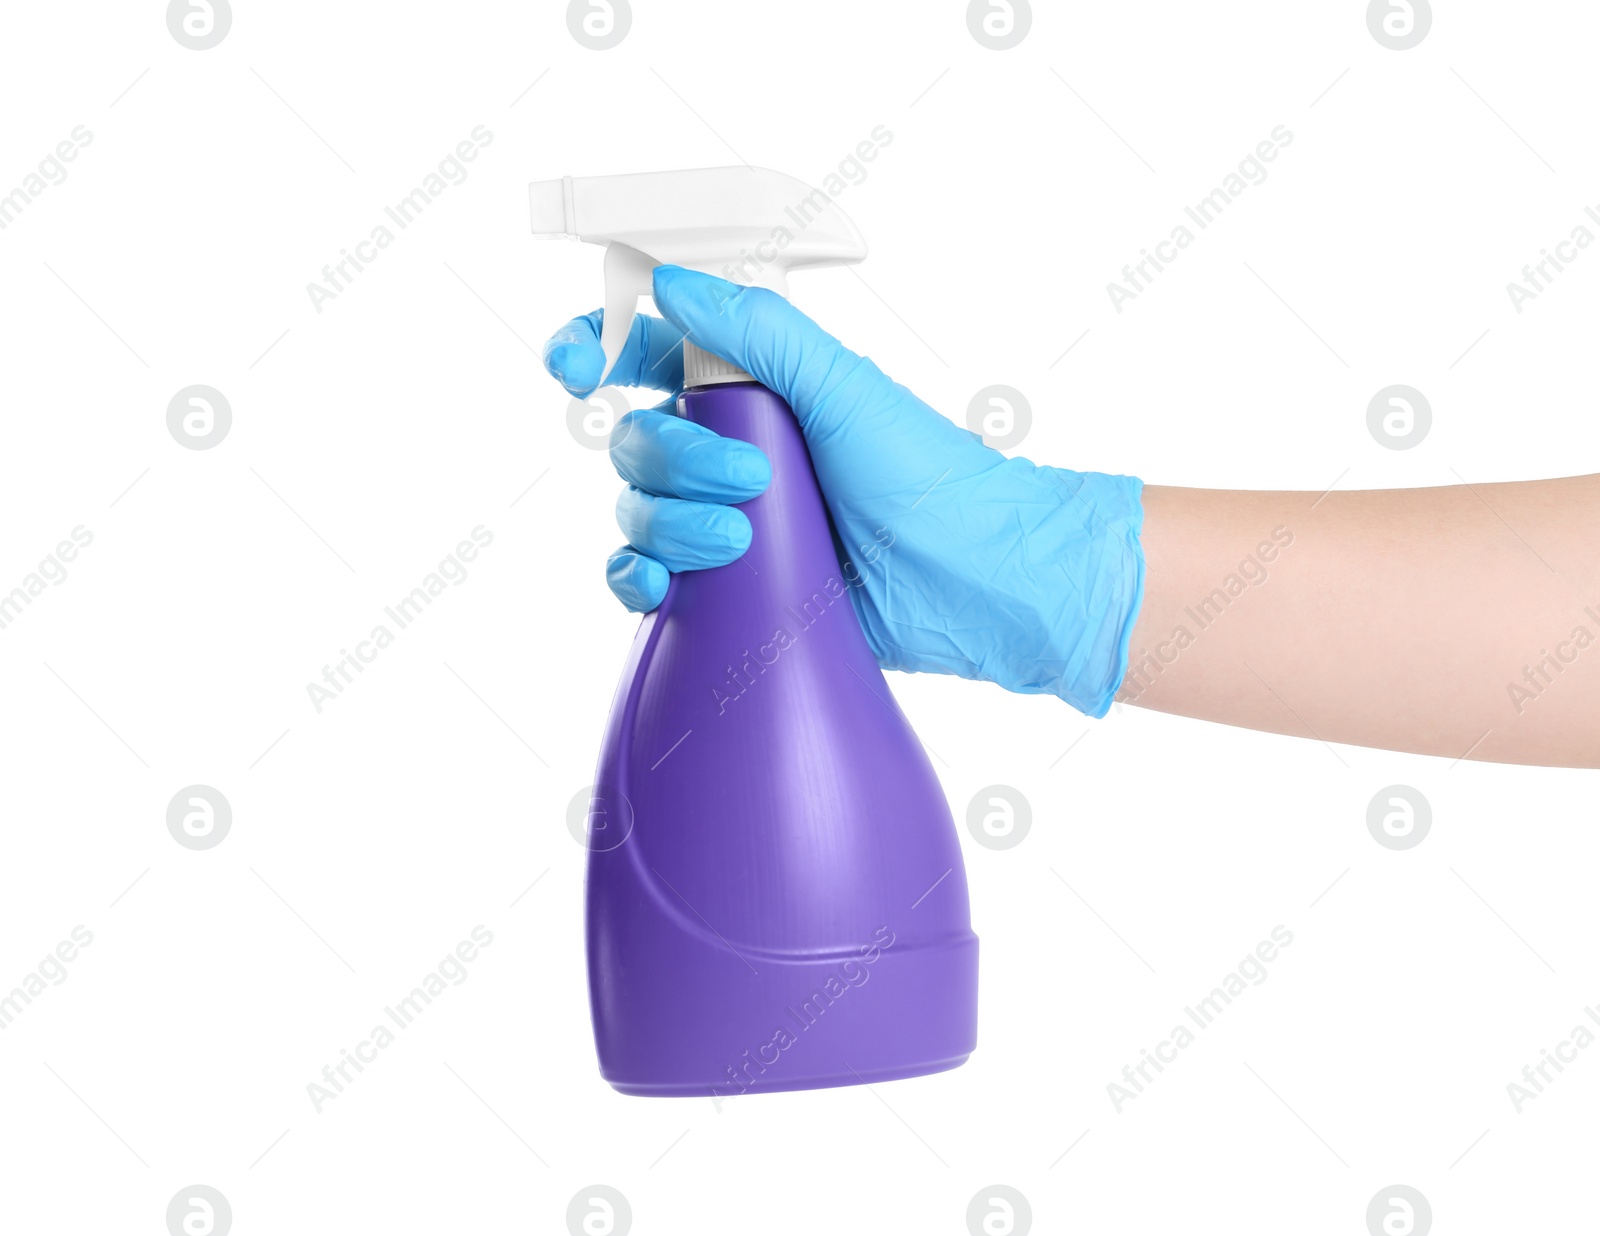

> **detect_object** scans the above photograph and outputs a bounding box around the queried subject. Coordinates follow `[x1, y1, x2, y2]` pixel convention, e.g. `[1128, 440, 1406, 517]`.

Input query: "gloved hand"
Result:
[542, 267, 1146, 717]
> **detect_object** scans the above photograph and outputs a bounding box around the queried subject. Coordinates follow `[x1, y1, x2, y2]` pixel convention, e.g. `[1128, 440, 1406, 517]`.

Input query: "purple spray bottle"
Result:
[531, 169, 978, 1097]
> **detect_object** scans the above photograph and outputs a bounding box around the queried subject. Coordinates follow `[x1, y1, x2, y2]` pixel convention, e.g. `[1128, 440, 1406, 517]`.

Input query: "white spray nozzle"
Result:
[529, 167, 867, 386]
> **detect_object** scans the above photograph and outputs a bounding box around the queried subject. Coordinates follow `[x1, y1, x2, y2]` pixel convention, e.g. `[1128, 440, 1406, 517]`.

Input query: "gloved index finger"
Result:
[542, 309, 687, 397]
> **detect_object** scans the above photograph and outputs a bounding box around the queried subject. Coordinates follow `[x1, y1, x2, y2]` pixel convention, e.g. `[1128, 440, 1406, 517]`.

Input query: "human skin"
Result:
[1120, 476, 1600, 767]
[543, 273, 1599, 769]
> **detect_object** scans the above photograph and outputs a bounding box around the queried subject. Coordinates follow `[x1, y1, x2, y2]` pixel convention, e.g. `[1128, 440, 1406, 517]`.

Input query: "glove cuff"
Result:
[1042, 469, 1146, 718]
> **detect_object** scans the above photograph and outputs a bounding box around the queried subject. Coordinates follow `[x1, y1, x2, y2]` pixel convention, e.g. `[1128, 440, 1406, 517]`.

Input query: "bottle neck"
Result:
[682, 339, 754, 388]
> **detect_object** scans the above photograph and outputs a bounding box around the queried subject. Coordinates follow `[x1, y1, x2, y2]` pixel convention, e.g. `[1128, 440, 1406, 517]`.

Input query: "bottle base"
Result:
[605, 1052, 972, 1099]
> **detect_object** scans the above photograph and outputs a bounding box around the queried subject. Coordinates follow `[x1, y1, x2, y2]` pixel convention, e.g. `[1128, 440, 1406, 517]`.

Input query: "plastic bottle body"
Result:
[585, 382, 979, 1097]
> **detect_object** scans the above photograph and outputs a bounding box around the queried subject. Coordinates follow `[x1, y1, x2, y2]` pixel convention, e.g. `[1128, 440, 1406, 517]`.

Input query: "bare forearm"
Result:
[1118, 476, 1600, 767]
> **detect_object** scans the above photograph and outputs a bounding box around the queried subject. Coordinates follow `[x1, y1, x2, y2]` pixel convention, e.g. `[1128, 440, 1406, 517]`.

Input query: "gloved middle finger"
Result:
[611, 409, 772, 503]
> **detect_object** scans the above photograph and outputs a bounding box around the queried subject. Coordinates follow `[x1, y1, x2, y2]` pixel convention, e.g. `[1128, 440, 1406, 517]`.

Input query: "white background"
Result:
[2, 1, 1597, 1233]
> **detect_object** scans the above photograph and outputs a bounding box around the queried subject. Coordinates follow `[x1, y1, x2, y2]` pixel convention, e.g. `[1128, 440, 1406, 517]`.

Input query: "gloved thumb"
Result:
[651, 265, 882, 439]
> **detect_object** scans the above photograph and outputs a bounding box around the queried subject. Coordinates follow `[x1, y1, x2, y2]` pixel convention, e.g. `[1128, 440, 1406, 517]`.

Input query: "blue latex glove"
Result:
[543, 267, 1145, 717]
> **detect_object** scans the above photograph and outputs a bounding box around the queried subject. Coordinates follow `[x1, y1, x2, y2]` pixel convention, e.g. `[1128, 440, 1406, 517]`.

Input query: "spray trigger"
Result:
[531, 167, 867, 389]
[598, 243, 656, 388]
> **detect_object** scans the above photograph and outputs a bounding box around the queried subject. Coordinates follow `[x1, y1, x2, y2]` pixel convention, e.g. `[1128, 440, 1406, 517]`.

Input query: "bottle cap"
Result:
[530, 167, 866, 388]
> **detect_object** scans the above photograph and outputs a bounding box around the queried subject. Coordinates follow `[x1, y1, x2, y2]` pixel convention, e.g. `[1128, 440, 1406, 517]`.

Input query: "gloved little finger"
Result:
[605, 547, 670, 613]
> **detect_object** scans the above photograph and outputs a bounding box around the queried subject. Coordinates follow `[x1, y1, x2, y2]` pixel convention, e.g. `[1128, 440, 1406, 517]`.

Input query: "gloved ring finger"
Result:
[615, 487, 752, 572]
